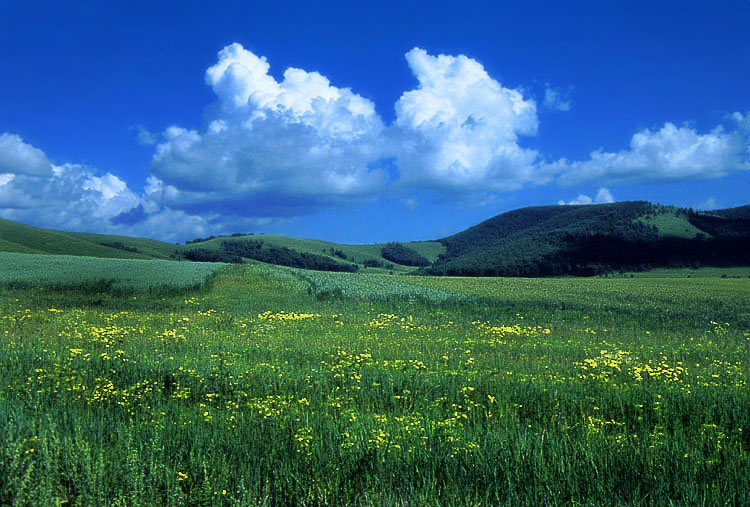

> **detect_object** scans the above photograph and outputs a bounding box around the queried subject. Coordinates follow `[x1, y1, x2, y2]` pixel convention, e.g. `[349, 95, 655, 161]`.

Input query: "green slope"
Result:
[0, 218, 158, 259]
[429, 202, 657, 273]
[637, 211, 706, 238]
[178, 234, 445, 273]
[425, 202, 750, 276]
[0, 216, 445, 273]
[0, 237, 42, 254]
[2, 201, 748, 278]
[0, 251, 223, 290]
[60, 230, 177, 259]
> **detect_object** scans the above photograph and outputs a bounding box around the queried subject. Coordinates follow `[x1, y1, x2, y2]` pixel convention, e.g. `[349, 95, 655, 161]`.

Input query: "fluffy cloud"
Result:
[150, 44, 548, 218]
[0, 133, 217, 241]
[150, 43, 389, 218]
[555, 117, 750, 186]
[0, 160, 138, 232]
[595, 187, 615, 203]
[543, 84, 571, 112]
[0, 135, 161, 236]
[558, 187, 614, 205]
[0, 133, 51, 176]
[148, 45, 749, 221]
[695, 196, 719, 211]
[394, 48, 543, 192]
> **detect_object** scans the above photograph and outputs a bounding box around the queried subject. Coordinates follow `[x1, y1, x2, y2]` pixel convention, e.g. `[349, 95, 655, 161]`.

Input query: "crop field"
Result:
[0, 252, 224, 291]
[0, 261, 748, 504]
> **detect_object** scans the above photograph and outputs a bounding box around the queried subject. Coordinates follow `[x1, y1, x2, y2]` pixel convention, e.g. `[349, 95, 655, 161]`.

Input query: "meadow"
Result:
[0, 260, 747, 505]
[0, 252, 224, 291]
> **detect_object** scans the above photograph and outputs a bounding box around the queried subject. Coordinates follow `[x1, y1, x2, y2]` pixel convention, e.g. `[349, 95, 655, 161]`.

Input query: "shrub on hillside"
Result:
[381, 243, 430, 267]
[222, 240, 358, 272]
[182, 248, 243, 264]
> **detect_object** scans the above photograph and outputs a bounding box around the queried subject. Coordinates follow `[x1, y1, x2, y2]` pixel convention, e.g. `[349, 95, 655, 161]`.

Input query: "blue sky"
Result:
[0, 0, 748, 243]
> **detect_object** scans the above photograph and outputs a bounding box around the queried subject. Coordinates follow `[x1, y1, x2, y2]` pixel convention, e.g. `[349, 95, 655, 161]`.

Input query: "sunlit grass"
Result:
[0, 252, 224, 291]
[0, 263, 747, 504]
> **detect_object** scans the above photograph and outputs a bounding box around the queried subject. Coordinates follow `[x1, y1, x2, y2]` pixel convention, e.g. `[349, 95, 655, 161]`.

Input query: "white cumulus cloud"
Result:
[150, 43, 389, 218]
[595, 187, 614, 203]
[0, 133, 219, 241]
[0, 157, 139, 232]
[0, 133, 51, 176]
[149, 45, 550, 219]
[558, 187, 615, 205]
[394, 48, 543, 193]
[148, 45, 750, 221]
[554, 118, 750, 186]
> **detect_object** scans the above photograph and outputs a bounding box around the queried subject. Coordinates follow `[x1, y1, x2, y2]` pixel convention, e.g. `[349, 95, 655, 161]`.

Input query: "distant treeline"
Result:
[223, 240, 358, 272]
[381, 242, 430, 266]
[428, 235, 750, 277]
[181, 248, 243, 264]
[180, 239, 357, 272]
[100, 241, 142, 254]
[687, 214, 750, 238]
[362, 259, 395, 269]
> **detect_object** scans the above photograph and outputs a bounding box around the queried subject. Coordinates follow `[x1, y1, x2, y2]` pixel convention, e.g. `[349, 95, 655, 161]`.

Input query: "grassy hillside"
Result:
[0, 218, 170, 260]
[177, 234, 445, 273]
[60, 230, 177, 259]
[0, 217, 444, 273]
[0, 236, 40, 254]
[638, 211, 705, 238]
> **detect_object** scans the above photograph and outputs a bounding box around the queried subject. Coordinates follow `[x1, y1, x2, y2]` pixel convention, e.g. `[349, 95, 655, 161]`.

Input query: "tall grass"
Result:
[0, 252, 224, 292]
[0, 263, 747, 504]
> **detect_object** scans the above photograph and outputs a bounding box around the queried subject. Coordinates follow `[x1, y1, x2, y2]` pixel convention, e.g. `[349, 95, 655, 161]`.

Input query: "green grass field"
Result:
[0, 252, 224, 291]
[637, 211, 706, 238]
[0, 259, 747, 504]
[623, 266, 750, 278]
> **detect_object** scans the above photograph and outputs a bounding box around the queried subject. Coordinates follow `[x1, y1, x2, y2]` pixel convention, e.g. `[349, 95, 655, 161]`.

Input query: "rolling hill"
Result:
[0, 218, 162, 259]
[422, 201, 750, 276]
[176, 233, 444, 272]
[0, 217, 445, 273]
[2, 201, 749, 276]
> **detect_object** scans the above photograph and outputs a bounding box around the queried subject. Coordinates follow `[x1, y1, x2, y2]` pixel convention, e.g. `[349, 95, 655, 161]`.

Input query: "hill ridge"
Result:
[2, 201, 749, 276]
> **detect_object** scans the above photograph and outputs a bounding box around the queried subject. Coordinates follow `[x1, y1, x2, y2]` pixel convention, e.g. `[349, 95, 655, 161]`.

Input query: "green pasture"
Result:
[0, 260, 747, 504]
[0, 252, 223, 291]
[637, 211, 706, 238]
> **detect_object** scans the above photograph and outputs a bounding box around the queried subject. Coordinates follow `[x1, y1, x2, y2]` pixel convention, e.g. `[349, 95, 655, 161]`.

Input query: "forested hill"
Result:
[712, 205, 750, 220]
[421, 201, 750, 277]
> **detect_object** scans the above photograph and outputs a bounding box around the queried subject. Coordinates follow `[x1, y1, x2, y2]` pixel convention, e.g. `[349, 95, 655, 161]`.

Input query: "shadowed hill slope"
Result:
[423, 202, 750, 276]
